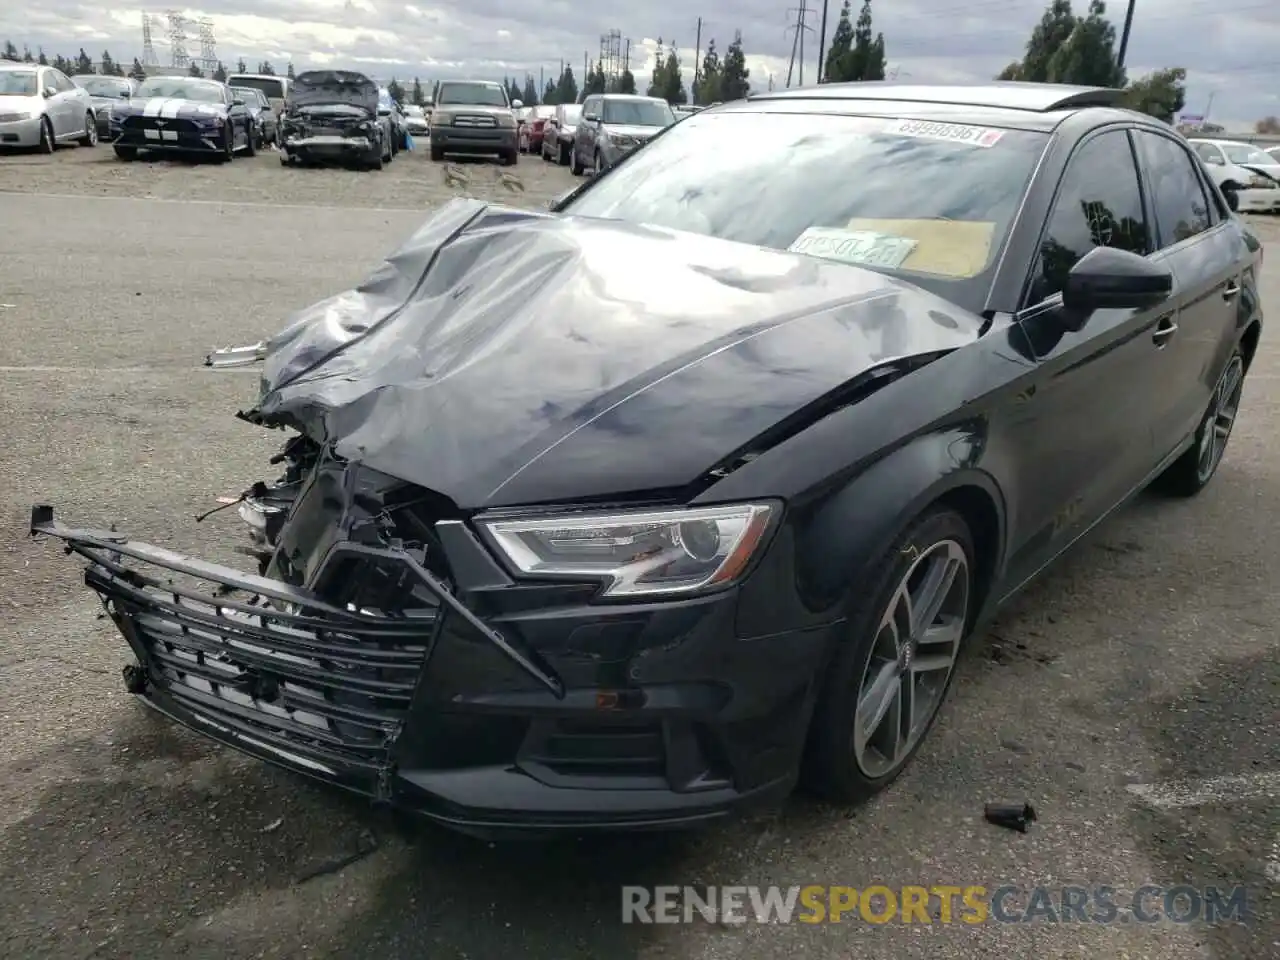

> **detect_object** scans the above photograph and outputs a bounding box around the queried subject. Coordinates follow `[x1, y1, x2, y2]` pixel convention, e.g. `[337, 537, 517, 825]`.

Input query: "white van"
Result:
[225, 73, 289, 116]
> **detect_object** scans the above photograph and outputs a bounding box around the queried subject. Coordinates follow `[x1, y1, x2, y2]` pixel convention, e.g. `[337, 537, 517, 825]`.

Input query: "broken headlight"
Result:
[478, 503, 775, 598]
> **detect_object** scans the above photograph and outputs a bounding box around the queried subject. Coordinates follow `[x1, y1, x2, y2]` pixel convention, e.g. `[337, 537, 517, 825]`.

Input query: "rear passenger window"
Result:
[1029, 130, 1150, 304]
[1134, 131, 1211, 247]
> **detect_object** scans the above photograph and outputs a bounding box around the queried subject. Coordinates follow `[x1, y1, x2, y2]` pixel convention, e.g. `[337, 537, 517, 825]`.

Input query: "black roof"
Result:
[750, 81, 1124, 113]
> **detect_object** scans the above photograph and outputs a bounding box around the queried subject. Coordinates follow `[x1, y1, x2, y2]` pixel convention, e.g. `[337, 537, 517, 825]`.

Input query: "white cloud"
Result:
[2, 1, 1276, 125]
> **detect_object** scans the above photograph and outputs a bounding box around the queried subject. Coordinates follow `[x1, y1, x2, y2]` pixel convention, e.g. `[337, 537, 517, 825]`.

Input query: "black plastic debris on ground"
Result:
[984, 802, 1037, 833]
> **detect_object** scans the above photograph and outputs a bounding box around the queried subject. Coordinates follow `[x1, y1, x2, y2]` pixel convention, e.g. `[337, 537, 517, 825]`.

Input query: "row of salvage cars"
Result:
[33, 82, 1264, 841]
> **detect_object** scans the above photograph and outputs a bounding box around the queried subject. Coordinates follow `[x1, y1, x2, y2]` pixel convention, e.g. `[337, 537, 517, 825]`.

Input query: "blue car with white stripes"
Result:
[109, 76, 254, 162]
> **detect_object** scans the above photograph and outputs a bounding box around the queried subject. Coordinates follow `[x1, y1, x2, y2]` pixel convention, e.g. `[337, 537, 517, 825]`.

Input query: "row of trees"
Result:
[823, 1, 887, 83]
[0, 41, 295, 85]
[996, 0, 1187, 123]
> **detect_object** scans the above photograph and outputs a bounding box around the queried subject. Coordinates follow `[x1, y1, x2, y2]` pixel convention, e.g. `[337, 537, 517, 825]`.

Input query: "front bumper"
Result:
[1234, 187, 1280, 213]
[0, 115, 42, 147]
[429, 127, 517, 155]
[31, 498, 825, 838]
[113, 119, 227, 153]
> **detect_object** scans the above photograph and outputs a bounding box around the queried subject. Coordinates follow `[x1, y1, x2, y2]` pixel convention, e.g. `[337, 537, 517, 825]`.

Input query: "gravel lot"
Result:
[0, 142, 1277, 960]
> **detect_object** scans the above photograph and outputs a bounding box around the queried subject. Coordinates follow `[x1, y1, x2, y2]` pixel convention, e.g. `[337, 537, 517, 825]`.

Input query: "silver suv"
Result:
[428, 80, 520, 165]
[571, 94, 674, 176]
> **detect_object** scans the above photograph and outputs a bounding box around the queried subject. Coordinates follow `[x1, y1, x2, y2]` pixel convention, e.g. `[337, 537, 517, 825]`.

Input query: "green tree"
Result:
[100, 51, 118, 75]
[696, 39, 721, 105]
[22, 45, 33, 62]
[506, 77, 522, 103]
[37, 48, 48, 66]
[1, 40, 18, 60]
[1048, 0, 1124, 87]
[584, 59, 607, 96]
[212, 61, 227, 82]
[411, 77, 424, 105]
[720, 32, 751, 100]
[258, 61, 275, 75]
[823, 2, 855, 82]
[660, 43, 687, 104]
[1120, 66, 1185, 123]
[617, 68, 637, 95]
[543, 77, 558, 104]
[287, 61, 296, 80]
[996, 61, 1023, 80]
[76, 48, 93, 74]
[555, 65, 578, 104]
[521, 75, 538, 105]
[387, 78, 405, 103]
[849, 1, 886, 81]
[52, 54, 70, 73]
[129, 57, 146, 80]
[236, 57, 248, 73]
[646, 38, 666, 98]
[188, 62, 203, 77]
[1019, 0, 1076, 82]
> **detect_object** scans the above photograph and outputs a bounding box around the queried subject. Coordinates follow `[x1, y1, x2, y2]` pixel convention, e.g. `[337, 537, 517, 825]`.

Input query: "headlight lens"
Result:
[497, 112, 516, 129]
[479, 503, 775, 597]
[1248, 175, 1276, 189]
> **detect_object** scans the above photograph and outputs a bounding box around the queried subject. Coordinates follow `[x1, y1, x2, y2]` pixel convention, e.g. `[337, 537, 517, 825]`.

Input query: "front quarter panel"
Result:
[700, 325, 1038, 639]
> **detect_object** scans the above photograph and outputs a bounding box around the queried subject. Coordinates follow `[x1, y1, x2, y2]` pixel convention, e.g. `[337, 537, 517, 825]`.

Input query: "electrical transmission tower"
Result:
[785, 1, 817, 88]
[141, 13, 159, 67]
[197, 18, 217, 74]
[167, 11, 190, 69]
[598, 29, 623, 86]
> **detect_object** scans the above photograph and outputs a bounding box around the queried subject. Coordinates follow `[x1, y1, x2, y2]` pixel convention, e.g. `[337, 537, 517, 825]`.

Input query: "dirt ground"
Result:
[0, 140, 1276, 960]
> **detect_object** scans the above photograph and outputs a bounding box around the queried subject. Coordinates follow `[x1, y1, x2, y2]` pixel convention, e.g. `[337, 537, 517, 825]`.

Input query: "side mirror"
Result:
[511, 99, 523, 109]
[42, 88, 54, 98]
[1060, 246, 1173, 326]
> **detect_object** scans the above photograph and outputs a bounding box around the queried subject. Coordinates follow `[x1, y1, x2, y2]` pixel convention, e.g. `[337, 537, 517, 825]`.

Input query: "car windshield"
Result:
[437, 82, 507, 107]
[603, 99, 674, 126]
[1222, 143, 1275, 165]
[134, 78, 225, 103]
[227, 76, 285, 99]
[0, 71, 38, 96]
[561, 111, 1051, 313]
[76, 77, 130, 96]
[561, 105, 582, 124]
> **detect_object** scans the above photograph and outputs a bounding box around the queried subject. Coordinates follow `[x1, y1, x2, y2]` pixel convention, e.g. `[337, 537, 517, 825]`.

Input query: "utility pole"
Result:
[693, 16, 703, 98]
[798, 0, 807, 86]
[817, 0, 829, 83]
[785, 3, 815, 88]
[1116, 0, 1136, 71]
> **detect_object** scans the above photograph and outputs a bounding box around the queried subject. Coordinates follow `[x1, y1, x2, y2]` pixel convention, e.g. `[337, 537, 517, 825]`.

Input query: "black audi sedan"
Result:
[34, 82, 1263, 839]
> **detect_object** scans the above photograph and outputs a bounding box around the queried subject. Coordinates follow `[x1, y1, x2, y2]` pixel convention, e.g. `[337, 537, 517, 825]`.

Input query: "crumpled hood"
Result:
[289, 71, 378, 112]
[250, 199, 983, 509]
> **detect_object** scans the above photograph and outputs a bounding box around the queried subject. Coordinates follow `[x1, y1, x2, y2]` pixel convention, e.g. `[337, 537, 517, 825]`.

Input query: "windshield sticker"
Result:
[788, 227, 918, 269]
[888, 119, 1005, 148]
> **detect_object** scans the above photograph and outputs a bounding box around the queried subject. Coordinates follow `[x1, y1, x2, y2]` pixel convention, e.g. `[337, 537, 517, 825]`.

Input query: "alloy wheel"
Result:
[853, 539, 969, 778]
[86, 116, 97, 145]
[1196, 355, 1244, 483]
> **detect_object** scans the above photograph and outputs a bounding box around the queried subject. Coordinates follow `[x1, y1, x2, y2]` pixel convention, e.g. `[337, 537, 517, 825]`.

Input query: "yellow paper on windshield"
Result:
[845, 219, 996, 278]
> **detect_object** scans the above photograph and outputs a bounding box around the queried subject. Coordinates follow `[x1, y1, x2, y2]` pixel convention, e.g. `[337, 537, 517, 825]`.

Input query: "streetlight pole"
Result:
[1116, 0, 1137, 71]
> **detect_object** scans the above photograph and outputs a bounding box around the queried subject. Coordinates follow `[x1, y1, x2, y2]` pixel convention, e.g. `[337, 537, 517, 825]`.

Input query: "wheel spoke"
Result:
[909, 556, 958, 636]
[856, 661, 899, 751]
[893, 676, 914, 762]
[918, 613, 964, 651]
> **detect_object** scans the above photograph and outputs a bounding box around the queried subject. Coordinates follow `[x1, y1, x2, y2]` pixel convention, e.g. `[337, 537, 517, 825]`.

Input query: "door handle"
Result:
[1223, 280, 1241, 301]
[1152, 316, 1178, 346]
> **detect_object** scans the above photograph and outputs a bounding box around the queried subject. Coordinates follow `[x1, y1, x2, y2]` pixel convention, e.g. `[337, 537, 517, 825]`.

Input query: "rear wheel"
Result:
[79, 112, 97, 147]
[1153, 350, 1245, 497]
[802, 507, 974, 803]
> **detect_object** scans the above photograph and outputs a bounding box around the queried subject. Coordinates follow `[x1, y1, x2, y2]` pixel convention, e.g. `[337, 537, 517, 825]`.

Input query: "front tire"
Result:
[802, 507, 975, 804]
[113, 144, 136, 161]
[1153, 350, 1245, 497]
[38, 117, 54, 154]
[216, 128, 234, 163]
[79, 112, 97, 147]
[570, 143, 584, 175]
[244, 122, 257, 157]
[430, 143, 445, 162]
[500, 147, 518, 166]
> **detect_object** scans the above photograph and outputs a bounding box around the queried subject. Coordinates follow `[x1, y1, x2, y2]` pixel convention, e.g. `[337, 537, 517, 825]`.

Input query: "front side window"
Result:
[560, 111, 1050, 314]
[1029, 130, 1150, 304]
[1134, 131, 1211, 247]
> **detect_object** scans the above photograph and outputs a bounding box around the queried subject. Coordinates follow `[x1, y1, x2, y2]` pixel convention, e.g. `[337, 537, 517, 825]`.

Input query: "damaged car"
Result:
[34, 82, 1263, 839]
[279, 69, 392, 170]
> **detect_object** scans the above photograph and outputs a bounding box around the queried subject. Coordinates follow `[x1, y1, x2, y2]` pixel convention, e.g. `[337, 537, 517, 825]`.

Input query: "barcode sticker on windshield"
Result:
[888, 119, 1005, 148]
[788, 228, 917, 269]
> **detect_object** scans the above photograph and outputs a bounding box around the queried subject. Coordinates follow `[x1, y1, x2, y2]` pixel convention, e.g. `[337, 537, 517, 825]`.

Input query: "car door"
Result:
[1132, 129, 1242, 460]
[52, 70, 79, 136]
[1002, 127, 1169, 587]
[578, 96, 600, 163]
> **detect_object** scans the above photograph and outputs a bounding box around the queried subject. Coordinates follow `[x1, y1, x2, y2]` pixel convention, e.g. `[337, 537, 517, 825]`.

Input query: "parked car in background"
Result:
[378, 87, 406, 152]
[1189, 138, 1280, 212]
[279, 70, 393, 170]
[109, 76, 253, 161]
[402, 102, 430, 138]
[37, 81, 1263, 839]
[571, 93, 676, 176]
[428, 79, 519, 164]
[0, 61, 98, 151]
[540, 102, 581, 165]
[1266, 145, 1280, 161]
[519, 105, 555, 154]
[71, 74, 134, 140]
[232, 86, 278, 148]
[225, 73, 289, 118]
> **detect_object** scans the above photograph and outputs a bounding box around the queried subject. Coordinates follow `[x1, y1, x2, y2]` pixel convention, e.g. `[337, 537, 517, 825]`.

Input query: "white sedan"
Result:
[0, 61, 98, 152]
[1189, 138, 1280, 213]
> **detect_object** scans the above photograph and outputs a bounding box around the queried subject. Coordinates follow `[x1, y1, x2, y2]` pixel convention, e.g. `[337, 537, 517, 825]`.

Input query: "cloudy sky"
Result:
[1, 0, 1276, 127]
